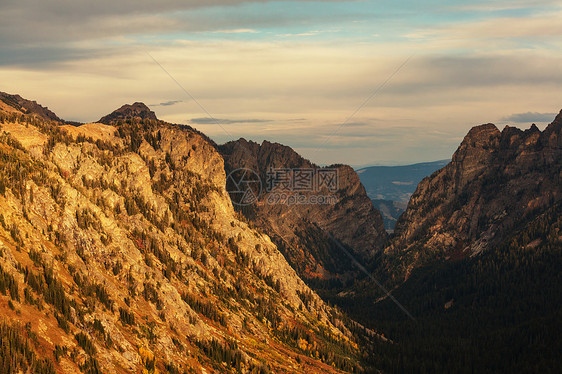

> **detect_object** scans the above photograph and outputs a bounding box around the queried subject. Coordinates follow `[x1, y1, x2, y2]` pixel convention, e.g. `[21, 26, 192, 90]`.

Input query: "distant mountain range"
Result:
[356, 160, 449, 231]
[356, 160, 450, 202]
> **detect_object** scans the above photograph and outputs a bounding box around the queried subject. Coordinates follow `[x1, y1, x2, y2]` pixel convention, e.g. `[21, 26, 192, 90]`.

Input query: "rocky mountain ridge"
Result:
[324, 111, 562, 372]
[3, 91, 559, 373]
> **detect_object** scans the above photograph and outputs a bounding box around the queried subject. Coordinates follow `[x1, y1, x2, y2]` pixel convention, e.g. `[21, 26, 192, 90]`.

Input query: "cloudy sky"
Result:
[1, 0, 561, 166]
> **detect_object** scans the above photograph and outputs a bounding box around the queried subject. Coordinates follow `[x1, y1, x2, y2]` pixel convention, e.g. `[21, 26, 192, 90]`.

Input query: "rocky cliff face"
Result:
[0, 97, 374, 373]
[390, 112, 562, 272]
[219, 139, 387, 281]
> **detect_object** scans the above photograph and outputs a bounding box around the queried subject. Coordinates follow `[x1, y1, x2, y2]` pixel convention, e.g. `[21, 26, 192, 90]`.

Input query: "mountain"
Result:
[4, 91, 560, 373]
[0, 95, 377, 374]
[390, 115, 561, 273]
[219, 139, 387, 281]
[356, 160, 449, 202]
[362, 200, 562, 372]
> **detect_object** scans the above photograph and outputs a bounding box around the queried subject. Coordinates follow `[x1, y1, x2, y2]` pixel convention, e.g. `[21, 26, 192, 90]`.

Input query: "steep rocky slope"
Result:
[389, 112, 562, 274]
[0, 98, 375, 373]
[219, 139, 387, 281]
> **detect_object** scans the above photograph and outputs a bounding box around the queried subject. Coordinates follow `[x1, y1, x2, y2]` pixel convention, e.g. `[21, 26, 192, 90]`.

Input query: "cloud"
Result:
[212, 29, 259, 34]
[339, 121, 370, 127]
[392, 181, 413, 185]
[502, 112, 557, 123]
[380, 54, 562, 98]
[0, 0, 348, 48]
[450, 1, 562, 13]
[190, 117, 272, 125]
[151, 100, 183, 107]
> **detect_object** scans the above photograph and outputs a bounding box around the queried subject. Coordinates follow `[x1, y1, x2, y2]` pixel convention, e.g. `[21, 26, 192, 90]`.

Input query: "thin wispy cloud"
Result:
[190, 117, 272, 125]
[450, 1, 562, 12]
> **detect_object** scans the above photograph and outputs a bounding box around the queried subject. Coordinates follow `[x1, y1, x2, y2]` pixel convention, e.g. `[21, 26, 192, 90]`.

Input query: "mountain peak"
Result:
[463, 123, 500, 144]
[528, 123, 540, 133]
[450, 123, 501, 164]
[98, 102, 157, 124]
[394, 111, 562, 267]
[1, 102, 366, 373]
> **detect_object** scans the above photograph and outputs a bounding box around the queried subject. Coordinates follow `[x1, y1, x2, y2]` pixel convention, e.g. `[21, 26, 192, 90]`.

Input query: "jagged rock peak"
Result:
[527, 123, 540, 133]
[220, 137, 388, 278]
[98, 102, 157, 124]
[220, 138, 315, 172]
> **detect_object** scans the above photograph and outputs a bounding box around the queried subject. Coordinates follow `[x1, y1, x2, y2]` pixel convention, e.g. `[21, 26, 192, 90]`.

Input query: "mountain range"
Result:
[1, 91, 561, 373]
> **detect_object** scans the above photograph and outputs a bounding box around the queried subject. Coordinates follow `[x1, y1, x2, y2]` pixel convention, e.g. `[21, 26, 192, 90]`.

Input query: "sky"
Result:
[1, 0, 561, 166]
